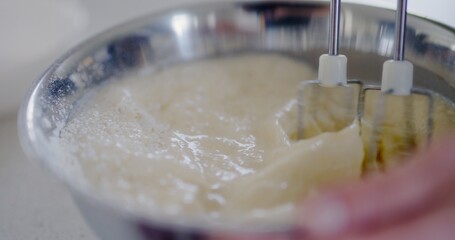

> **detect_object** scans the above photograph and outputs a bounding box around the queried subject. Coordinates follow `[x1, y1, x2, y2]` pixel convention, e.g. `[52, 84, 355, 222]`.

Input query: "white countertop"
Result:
[1, 0, 454, 239]
[0, 116, 97, 240]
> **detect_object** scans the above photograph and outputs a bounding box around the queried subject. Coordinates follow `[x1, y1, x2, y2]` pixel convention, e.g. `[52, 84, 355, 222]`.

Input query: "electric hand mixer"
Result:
[298, 0, 435, 171]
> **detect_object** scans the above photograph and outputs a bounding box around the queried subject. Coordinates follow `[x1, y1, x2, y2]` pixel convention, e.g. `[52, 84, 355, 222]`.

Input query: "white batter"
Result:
[60, 54, 364, 225]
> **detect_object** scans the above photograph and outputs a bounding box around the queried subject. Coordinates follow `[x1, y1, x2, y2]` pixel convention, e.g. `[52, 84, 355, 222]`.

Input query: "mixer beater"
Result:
[361, 0, 434, 171]
[298, 0, 435, 171]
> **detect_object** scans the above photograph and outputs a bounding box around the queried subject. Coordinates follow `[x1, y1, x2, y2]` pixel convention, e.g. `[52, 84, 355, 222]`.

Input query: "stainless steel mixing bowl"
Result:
[18, 1, 455, 239]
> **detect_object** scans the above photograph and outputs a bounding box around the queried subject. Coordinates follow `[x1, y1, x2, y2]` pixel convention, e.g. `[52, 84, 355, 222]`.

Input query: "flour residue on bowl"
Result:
[59, 54, 366, 225]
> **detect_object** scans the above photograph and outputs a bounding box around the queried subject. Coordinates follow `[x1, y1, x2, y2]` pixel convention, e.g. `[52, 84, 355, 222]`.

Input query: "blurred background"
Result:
[0, 0, 454, 239]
